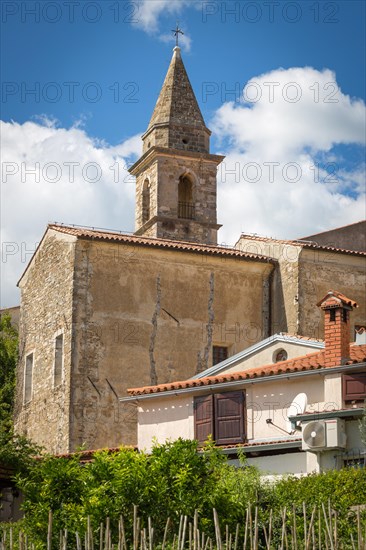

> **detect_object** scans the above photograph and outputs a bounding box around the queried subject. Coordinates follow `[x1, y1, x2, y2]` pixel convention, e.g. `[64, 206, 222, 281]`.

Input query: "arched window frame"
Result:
[178, 172, 196, 220]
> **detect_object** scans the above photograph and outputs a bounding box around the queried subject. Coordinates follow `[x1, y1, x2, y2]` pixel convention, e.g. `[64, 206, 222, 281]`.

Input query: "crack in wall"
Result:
[197, 272, 215, 373]
[149, 274, 161, 386]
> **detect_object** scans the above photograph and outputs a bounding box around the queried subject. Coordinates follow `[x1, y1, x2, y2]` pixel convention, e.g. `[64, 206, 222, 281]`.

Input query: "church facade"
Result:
[13, 47, 366, 454]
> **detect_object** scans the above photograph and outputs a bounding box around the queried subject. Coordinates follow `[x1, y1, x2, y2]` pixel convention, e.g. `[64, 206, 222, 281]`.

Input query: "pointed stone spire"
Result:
[130, 45, 224, 245]
[149, 46, 206, 129]
[141, 47, 211, 155]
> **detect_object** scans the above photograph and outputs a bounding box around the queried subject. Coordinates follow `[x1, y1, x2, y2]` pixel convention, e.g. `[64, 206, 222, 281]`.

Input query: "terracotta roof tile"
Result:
[48, 224, 274, 263]
[238, 233, 366, 257]
[317, 290, 358, 309]
[208, 438, 302, 450]
[128, 345, 366, 396]
[36, 446, 138, 462]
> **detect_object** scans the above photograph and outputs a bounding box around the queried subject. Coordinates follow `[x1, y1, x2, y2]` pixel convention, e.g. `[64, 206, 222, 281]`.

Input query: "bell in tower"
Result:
[129, 43, 224, 245]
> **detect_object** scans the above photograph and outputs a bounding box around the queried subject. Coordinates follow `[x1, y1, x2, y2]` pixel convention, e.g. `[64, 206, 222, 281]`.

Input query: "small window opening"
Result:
[54, 334, 63, 386]
[355, 326, 366, 344]
[142, 179, 150, 223]
[330, 309, 336, 322]
[213, 345, 228, 365]
[24, 353, 33, 404]
[342, 309, 348, 323]
[178, 175, 194, 219]
[273, 349, 288, 363]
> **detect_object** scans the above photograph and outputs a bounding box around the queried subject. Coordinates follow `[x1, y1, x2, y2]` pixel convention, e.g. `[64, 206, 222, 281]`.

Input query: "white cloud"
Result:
[133, 0, 194, 50]
[213, 67, 366, 244]
[1, 119, 141, 307]
[1, 67, 365, 307]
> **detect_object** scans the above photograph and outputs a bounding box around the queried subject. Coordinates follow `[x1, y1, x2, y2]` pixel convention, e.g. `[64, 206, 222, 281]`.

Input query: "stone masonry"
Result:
[130, 46, 223, 245]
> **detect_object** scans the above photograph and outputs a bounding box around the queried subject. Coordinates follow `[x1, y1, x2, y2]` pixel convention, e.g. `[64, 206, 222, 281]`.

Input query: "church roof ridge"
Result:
[47, 223, 276, 263]
[237, 233, 366, 257]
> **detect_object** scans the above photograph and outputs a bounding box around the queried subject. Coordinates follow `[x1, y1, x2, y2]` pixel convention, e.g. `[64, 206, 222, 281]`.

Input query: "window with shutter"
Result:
[215, 391, 245, 445]
[343, 372, 366, 402]
[194, 391, 246, 445]
[194, 395, 214, 443]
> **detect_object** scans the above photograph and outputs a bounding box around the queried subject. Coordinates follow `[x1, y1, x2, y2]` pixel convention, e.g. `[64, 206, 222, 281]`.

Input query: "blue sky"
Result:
[2, 1, 365, 144]
[1, 0, 366, 306]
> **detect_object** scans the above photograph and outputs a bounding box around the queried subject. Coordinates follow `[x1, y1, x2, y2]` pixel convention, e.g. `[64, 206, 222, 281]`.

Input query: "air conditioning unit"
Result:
[302, 419, 346, 451]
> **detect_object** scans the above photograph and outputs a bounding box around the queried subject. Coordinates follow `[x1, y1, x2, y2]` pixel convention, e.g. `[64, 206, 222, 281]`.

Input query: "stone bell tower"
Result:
[129, 46, 224, 245]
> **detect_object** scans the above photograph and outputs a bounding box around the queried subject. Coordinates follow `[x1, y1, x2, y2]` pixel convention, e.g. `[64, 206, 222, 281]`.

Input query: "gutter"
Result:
[120, 361, 366, 403]
[203, 439, 302, 456]
[289, 407, 364, 423]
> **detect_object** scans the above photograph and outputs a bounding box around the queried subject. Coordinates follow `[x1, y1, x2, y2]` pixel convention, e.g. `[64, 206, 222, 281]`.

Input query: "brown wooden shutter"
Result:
[194, 395, 214, 443]
[214, 391, 245, 445]
[343, 373, 366, 401]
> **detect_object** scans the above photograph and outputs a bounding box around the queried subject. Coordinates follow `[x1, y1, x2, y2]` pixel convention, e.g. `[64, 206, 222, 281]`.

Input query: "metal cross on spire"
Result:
[172, 23, 184, 47]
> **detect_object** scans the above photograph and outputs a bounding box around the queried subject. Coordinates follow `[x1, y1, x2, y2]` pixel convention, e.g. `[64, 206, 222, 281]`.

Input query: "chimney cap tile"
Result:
[317, 290, 358, 309]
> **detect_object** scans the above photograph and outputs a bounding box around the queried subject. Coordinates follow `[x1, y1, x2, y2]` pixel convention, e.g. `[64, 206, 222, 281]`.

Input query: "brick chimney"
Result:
[317, 291, 358, 367]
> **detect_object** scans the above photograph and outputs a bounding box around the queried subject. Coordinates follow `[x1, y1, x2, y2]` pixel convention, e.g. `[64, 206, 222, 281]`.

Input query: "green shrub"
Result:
[4, 440, 366, 548]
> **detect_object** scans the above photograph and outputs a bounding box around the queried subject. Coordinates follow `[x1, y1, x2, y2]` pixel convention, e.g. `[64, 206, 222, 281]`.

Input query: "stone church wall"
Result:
[298, 249, 366, 339]
[14, 230, 76, 453]
[69, 238, 273, 450]
[236, 236, 366, 340]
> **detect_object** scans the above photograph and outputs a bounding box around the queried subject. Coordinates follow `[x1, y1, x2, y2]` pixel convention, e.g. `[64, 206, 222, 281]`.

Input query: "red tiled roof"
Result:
[48, 224, 274, 263]
[238, 233, 366, 257]
[317, 290, 358, 309]
[209, 438, 302, 450]
[128, 344, 366, 396]
[36, 446, 137, 462]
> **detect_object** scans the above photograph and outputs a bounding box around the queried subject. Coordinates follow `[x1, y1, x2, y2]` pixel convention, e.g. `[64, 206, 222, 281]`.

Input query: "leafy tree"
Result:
[0, 313, 18, 432]
[358, 400, 366, 448]
[4, 440, 366, 548]
[13, 439, 261, 547]
[0, 313, 41, 474]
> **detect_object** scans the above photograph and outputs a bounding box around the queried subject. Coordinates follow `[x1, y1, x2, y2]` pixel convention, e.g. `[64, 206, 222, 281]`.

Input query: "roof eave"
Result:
[122, 361, 366, 402]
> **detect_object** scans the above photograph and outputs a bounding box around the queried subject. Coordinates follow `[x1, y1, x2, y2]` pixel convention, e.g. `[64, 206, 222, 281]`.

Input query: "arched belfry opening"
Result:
[142, 179, 150, 224]
[178, 174, 194, 220]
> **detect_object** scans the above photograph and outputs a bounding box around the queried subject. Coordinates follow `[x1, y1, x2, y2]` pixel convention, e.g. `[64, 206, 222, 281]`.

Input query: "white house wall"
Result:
[345, 420, 364, 456]
[243, 452, 307, 478]
[324, 373, 342, 409]
[137, 376, 325, 451]
[246, 377, 324, 440]
[224, 341, 322, 374]
[138, 395, 194, 452]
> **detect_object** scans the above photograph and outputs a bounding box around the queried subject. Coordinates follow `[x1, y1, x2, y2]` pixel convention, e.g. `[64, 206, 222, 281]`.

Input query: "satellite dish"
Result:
[286, 393, 308, 434]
